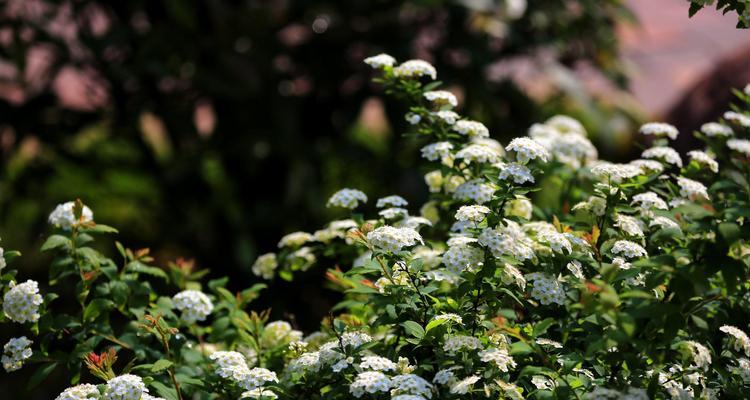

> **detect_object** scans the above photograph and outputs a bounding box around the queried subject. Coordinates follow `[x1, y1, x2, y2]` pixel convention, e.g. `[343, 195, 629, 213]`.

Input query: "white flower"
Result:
[391, 396, 426, 400]
[479, 221, 535, 260]
[498, 162, 534, 184]
[526, 273, 566, 305]
[614, 214, 645, 237]
[505, 198, 533, 219]
[727, 138, 750, 156]
[505, 137, 550, 163]
[376, 195, 409, 208]
[251, 253, 277, 279]
[442, 243, 484, 274]
[720, 325, 750, 356]
[48, 201, 94, 230]
[261, 321, 303, 348]
[2, 336, 32, 372]
[639, 122, 679, 140]
[683, 341, 712, 370]
[433, 110, 460, 124]
[406, 113, 421, 125]
[700, 122, 733, 137]
[538, 230, 573, 254]
[566, 260, 585, 279]
[497, 380, 525, 400]
[724, 111, 750, 127]
[547, 115, 586, 134]
[590, 162, 641, 183]
[0, 247, 5, 272]
[241, 389, 277, 400]
[455, 205, 490, 223]
[277, 231, 313, 248]
[3, 280, 43, 323]
[105, 374, 147, 400]
[631, 192, 668, 212]
[433, 369, 457, 385]
[432, 313, 463, 324]
[350, 371, 391, 397]
[650, 216, 680, 230]
[676, 177, 709, 201]
[423, 90, 457, 108]
[172, 290, 213, 323]
[734, 358, 750, 382]
[455, 144, 501, 164]
[210, 351, 249, 379]
[536, 338, 563, 349]
[611, 240, 648, 259]
[478, 347, 516, 371]
[364, 53, 396, 69]
[630, 159, 664, 174]
[340, 331, 373, 348]
[55, 384, 101, 400]
[239, 368, 278, 390]
[612, 257, 632, 270]
[359, 356, 397, 371]
[327, 188, 368, 209]
[379, 207, 409, 220]
[452, 120, 490, 138]
[500, 263, 526, 290]
[390, 374, 433, 398]
[449, 376, 480, 394]
[453, 180, 496, 204]
[641, 147, 682, 167]
[393, 60, 437, 80]
[572, 196, 606, 216]
[331, 357, 352, 372]
[444, 335, 482, 354]
[367, 226, 423, 252]
[686, 150, 719, 172]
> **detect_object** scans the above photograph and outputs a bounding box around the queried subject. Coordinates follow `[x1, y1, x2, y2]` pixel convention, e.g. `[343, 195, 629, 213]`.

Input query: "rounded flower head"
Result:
[641, 147, 682, 167]
[420, 142, 454, 162]
[277, 231, 313, 248]
[3, 280, 43, 323]
[172, 290, 213, 323]
[546, 115, 586, 134]
[450, 376, 480, 395]
[376, 195, 408, 208]
[590, 162, 642, 183]
[455, 205, 490, 223]
[359, 356, 398, 371]
[442, 243, 484, 274]
[105, 374, 147, 400]
[393, 60, 436, 80]
[433, 110, 459, 125]
[444, 335, 482, 354]
[327, 188, 368, 209]
[455, 144, 501, 164]
[49, 201, 94, 230]
[526, 273, 566, 305]
[452, 120, 489, 138]
[55, 384, 101, 400]
[364, 53, 396, 69]
[687, 150, 718, 172]
[724, 111, 750, 128]
[390, 374, 433, 398]
[631, 192, 668, 212]
[611, 240, 648, 259]
[350, 371, 392, 397]
[727, 138, 750, 156]
[498, 162, 534, 184]
[721, 325, 750, 356]
[366, 226, 423, 252]
[453, 180, 496, 204]
[2, 336, 32, 372]
[479, 347, 516, 371]
[505, 137, 550, 163]
[251, 253, 278, 280]
[423, 90, 457, 108]
[210, 351, 249, 379]
[676, 177, 709, 201]
[700, 122, 733, 137]
[260, 321, 302, 348]
[639, 122, 679, 140]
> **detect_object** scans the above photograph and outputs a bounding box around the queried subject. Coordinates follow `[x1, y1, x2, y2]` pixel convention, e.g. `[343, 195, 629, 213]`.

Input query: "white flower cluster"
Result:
[278, 231, 314, 248]
[260, 320, 302, 348]
[251, 253, 278, 279]
[529, 116, 597, 168]
[611, 240, 648, 259]
[443, 335, 482, 354]
[641, 147, 682, 167]
[526, 273, 566, 305]
[478, 347, 516, 371]
[676, 177, 709, 202]
[364, 54, 396, 69]
[2, 336, 32, 372]
[104, 374, 148, 400]
[350, 371, 391, 397]
[639, 122, 679, 140]
[442, 241, 484, 274]
[498, 162, 534, 184]
[327, 188, 368, 209]
[454, 205, 490, 223]
[172, 290, 214, 323]
[423, 90, 457, 108]
[505, 137, 550, 163]
[728, 138, 750, 156]
[209, 351, 279, 392]
[453, 180, 496, 204]
[721, 325, 750, 356]
[687, 150, 719, 172]
[700, 122, 733, 137]
[48, 201, 94, 230]
[724, 111, 750, 127]
[377, 195, 408, 208]
[393, 60, 437, 80]
[359, 356, 397, 371]
[590, 162, 642, 183]
[452, 120, 490, 138]
[478, 221, 534, 261]
[55, 384, 101, 400]
[455, 144, 501, 164]
[367, 226, 423, 252]
[3, 280, 43, 323]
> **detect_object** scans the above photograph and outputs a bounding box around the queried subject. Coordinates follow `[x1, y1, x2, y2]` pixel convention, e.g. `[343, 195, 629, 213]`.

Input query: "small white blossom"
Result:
[455, 205, 490, 223]
[641, 147, 682, 167]
[251, 253, 278, 279]
[676, 177, 709, 201]
[393, 60, 437, 80]
[614, 214, 645, 237]
[350, 371, 392, 397]
[55, 384, 101, 400]
[376, 195, 409, 208]
[453, 120, 490, 138]
[724, 111, 750, 127]
[48, 201, 94, 230]
[261, 321, 303, 348]
[683, 341, 712, 370]
[526, 273, 566, 305]
[3, 280, 43, 323]
[728, 138, 750, 156]
[442, 243, 484, 274]
[277, 231, 313, 248]
[630, 159, 665, 174]
[611, 240, 648, 259]
[479, 221, 535, 260]
[536, 338, 563, 349]
[172, 290, 214, 323]
[379, 207, 409, 220]
[687, 150, 718, 172]
[505, 137, 550, 163]
[455, 144, 501, 164]
[367, 226, 423, 252]
[721, 325, 750, 356]
[433, 369, 457, 385]
[478, 347, 516, 371]
[590, 162, 642, 183]
[650, 216, 680, 230]
[639, 122, 679, 140]
[105, 374, 148, 400]
[2, 336, 32, 372]
[364, 53, 396, 69]
[406, 113, 421, 125]
[359, 356, 397, 371]
[566, 260, 585, 279]
[498, 162, 534, 184]
[700, 122, 733, 137]
[443, 335, 482, 354]
[449, 376, 480, 395]
[453, 180, 496, 204]
[631, 192, 668, 213]
[327, 188, 368, 209]
[423, 90, 457, 108]
[433, 110, 459, 124]
[390, 374, 433, 398]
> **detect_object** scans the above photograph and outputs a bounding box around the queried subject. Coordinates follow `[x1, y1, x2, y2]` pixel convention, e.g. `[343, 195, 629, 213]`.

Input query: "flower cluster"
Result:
[3, 280, 43, 323]
[2, 336, 32, 372]
[171, 290, 214, 323]
[48, 201, 94, 230]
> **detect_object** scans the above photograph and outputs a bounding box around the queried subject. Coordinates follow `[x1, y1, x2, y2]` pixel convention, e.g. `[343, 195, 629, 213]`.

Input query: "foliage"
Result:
[3, 56, 750, 399]
[688, 0, 750, 28]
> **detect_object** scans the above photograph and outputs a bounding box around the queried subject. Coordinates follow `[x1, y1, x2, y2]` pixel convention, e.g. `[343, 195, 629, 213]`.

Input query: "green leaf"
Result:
[126, 261, 168, 281]
[149, 381, 179, 400]
[401, 320, 425, 339]
[41, 235, 71, 252]
[27, 362, 58, 389]
[151, 359, 174, 373]
[84, 298, 113, 322]
[425, 318, 448, 333]
[532, 318, 556, 337]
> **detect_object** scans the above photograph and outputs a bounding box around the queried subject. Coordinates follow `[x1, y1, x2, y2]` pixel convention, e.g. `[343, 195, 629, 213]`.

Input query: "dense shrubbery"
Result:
[3, 55, 750, 399]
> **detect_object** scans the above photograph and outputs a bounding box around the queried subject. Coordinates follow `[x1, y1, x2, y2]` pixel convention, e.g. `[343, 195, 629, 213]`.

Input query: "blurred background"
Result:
[1, 0, 749, 343]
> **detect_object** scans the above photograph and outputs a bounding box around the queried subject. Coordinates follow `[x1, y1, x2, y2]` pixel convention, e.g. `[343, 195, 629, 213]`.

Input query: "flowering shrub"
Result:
[3, 57, 750, 399]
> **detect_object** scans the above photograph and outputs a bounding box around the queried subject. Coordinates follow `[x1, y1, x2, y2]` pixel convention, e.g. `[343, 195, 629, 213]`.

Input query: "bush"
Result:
[3, 56, 750, 399]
